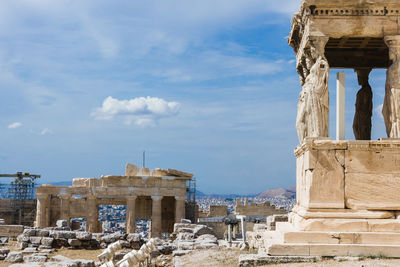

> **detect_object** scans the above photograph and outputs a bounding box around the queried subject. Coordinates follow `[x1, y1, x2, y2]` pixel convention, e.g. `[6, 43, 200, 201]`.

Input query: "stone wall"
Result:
[0, 199, 37, 226]
[235, 199, 286, 216]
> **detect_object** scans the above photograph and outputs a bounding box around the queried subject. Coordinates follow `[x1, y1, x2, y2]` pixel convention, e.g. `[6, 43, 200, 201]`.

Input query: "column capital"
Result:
[151, 195, 163, 201]
[36, 193, 49, 200]
[126, 196, 137, 201]
[384, 35, 400, 47]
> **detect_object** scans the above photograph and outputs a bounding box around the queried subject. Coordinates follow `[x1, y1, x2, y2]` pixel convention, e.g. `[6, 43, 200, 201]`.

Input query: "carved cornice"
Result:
[310, 7, 399, 17]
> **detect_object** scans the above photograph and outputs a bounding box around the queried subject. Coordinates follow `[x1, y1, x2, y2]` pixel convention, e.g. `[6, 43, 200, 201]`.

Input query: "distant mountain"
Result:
[257, 185, 296, 199]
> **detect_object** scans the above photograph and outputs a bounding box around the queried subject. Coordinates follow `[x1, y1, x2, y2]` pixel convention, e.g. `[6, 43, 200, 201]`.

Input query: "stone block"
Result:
[53, 231, 76, 240]
[23, 228, 36, 237]
[172, 249, 193, 256]
[22, 247, 38, 255]
[54, 238, 69, 248]
[173, 223, 196, 233]
[176, 232, 194, 241]
[56, 220, 68, 228]
[125, 163, 140, 176]
[18, 242, 28, 250]
[75, 232, 92, 241]
[345, 173, 400, 210]
[368, 219, 400, 232]
[193, 225, 214, 237]
[41, 237, 54, 247]
[238, 254, 321, 267]
[346, 150, 400, 174]
[303, 149, 345, 209]
[30, 236, 42, 245]
[0, 248, 10, 255]
[68, 239, 81, 247]
[17, 234, 29, 243]
[23, 254, 47, 263]
[100, 232, 126, 243]
[37, 230, 50, 237]
[126, 233, 140, 242]
[5, 251, 23, 263]
[0, 225, 24, 237]
[293, 216, 369, 232]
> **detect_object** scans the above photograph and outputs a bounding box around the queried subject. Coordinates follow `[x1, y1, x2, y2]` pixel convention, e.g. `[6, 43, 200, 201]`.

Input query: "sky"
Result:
[0, 0, 389, 194]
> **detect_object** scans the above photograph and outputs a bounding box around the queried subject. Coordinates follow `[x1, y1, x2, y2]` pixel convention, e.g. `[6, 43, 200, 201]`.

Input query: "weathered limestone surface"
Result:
[295, 140, 345, 209]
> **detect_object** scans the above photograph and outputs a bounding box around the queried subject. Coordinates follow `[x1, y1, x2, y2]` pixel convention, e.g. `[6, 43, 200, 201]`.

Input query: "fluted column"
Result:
[86, 195, 99, 233]
[383, 35, 400, 137]
[36, 193, 49, 228]
[126, 196, 137, 233]
[175, 196, 186, 223]
[151, 196, 163, 237]
[60, 193, 71, 226]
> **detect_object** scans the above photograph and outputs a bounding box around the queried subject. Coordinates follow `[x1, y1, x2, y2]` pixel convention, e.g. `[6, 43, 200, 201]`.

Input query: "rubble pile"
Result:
[172, 222, 218, 256]
[16, 228, 144, 251]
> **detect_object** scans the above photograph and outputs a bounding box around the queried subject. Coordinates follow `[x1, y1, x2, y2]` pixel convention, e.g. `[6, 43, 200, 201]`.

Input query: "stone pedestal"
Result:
[126, 196, 137, 233]
[262, 139, 400, 257]
[151, 196, 163, 237]
[175, 196, 186, 223]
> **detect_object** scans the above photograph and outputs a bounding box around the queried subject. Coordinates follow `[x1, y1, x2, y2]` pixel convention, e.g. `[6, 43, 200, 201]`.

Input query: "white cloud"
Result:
[374, 104, 384, 120]
[8, 122, 22, 129]
[40, 128, 53, 135]
[92, 96, 180, 127]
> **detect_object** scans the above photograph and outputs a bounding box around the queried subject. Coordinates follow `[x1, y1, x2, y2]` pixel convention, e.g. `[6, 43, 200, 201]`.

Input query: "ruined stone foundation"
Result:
[262, 139, 400, 257]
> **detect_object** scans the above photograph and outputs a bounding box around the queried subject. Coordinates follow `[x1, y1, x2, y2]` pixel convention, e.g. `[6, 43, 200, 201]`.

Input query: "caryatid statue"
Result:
[353, 68, 373, 140]
[296, 37, 329, 143]
[383, 36, 400, 138]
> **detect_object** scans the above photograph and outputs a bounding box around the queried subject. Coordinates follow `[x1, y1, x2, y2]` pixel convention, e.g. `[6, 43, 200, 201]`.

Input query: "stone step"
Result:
[267, 243, 400, 258]
[282, 231, 400, 245]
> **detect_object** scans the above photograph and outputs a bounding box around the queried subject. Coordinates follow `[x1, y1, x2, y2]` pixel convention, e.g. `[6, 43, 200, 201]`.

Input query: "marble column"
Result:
[126, 196, 137, 233]
[353, 68, 373, 140]
[60, 194, 71, 226]
[174, 196, 186, 223]
[336, 72, 345, 140]
[36, 193, 49, 228]
[151, 196, 163, 237]
[383, 36, 400, 138]
[86, 196, 99, 233]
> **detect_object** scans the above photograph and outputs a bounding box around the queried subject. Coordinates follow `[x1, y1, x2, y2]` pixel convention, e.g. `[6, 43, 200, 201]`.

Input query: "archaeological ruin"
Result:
[35, 163, 194, 237]
[247, 0, 400, 258]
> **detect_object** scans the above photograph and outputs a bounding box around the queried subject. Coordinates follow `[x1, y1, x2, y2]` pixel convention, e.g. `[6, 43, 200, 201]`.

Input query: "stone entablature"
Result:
[35, 164, 193, 237]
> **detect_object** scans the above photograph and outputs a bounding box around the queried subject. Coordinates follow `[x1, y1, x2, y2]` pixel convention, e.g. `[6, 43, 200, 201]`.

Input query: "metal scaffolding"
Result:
[185, 177, 197, 223]
[0, 172, 40, 225]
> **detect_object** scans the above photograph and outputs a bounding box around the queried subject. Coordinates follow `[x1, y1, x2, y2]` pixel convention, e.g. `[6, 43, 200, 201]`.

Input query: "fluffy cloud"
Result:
[8, 122, 22, 129]
[92, 96, 180, 126]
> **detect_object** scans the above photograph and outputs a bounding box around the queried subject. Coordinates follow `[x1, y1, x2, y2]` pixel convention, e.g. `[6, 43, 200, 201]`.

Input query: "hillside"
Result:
[257, 185, 296, 199]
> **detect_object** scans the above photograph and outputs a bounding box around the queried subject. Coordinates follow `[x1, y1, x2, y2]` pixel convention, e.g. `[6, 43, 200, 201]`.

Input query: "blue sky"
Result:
[0, 1, 388, 194]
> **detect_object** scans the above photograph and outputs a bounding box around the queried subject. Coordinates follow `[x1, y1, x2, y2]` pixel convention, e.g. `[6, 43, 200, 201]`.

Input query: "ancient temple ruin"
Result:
[35, 164, 193, 237]
[259, 0, 400, 257]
